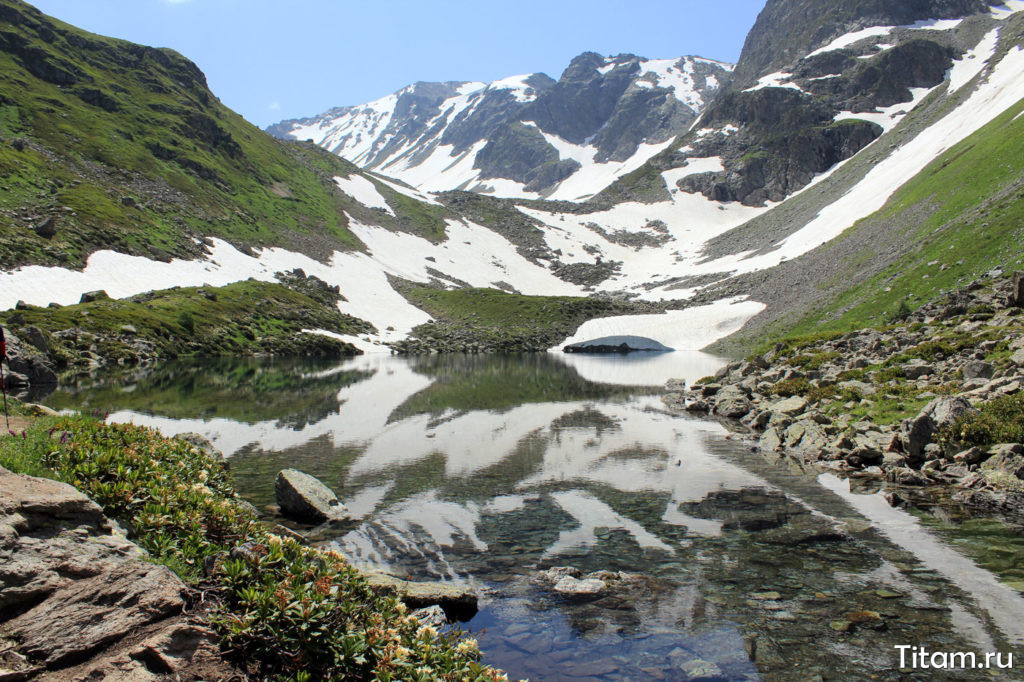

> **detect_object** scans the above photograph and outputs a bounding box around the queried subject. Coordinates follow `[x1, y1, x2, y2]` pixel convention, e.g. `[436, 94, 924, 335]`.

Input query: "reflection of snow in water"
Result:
[820, 473, 1024, 645]
[552, 349, 726, 387]
[545, 490, 672, 556]
[100, 354, 1024, 659]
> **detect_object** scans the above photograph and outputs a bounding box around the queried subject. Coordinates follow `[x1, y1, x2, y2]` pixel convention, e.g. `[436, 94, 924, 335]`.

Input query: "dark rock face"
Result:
[2, 330, 57, 395]
[274, 468, 349, 524]
[730, 0, 989, 90]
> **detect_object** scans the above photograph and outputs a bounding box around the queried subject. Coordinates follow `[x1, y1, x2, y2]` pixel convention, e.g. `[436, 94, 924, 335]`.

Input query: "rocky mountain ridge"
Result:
[268, 52, 732, 201]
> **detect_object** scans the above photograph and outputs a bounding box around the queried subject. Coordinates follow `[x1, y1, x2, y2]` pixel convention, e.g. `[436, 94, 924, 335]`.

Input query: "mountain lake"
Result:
[38, 353, 1024, 681]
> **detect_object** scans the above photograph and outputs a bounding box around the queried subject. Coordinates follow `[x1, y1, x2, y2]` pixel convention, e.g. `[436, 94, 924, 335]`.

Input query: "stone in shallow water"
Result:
[553, 575, 607, 596]
[274, 468, 349, 524]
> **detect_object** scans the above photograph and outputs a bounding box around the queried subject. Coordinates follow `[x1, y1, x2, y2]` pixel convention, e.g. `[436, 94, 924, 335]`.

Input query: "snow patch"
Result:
[834, 85, 935, 132]
[806, 26, 895, 58]
[948, 28, 1000, 94]
[334, 175, 394, 215]
[744, 71, 804, 93]
[991, 1, 1024, 20]
[554, 299, 765, 352]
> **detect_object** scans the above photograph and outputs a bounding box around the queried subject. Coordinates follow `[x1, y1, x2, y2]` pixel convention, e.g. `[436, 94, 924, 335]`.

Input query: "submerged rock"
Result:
[362, 571, 478, 621]
[553, 575, 607, 597]
[274, 469, 349, 524]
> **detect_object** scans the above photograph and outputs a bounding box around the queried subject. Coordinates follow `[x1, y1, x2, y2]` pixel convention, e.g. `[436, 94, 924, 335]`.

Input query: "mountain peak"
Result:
[268, 51, 732, 201]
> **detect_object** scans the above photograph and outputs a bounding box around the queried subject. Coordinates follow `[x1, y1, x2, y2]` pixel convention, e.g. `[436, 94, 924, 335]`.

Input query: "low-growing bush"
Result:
[940, 393, 1024, 449]
[773, 377, 811, 397]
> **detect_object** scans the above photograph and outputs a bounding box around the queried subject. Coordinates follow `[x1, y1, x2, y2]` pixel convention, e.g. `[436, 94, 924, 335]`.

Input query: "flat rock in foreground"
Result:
[0, 466, 233, 679]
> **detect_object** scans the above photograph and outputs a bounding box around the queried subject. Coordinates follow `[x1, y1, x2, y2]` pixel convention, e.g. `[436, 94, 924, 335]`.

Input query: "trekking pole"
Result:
[0, 327, 9, 431]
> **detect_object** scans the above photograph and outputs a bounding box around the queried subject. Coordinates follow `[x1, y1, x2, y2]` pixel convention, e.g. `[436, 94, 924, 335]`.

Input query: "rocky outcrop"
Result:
[0, 466, 234, 680]
[664, 272, 1024, 516]
[0, 329, 57, 399]
[274, 469, 349, 524]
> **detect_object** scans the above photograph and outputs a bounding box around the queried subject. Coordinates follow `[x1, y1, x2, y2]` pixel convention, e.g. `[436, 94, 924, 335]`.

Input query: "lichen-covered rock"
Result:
[274, 468, 349, 524]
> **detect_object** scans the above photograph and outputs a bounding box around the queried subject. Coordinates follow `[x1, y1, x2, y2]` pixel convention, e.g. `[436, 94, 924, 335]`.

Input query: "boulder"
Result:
[981, 444, 1024, 479]
[362, 571, 477, 621]
[33, 215, 56, 239]
[274, 469, 349, 524]
[954, 447, 988, 465]
[1011, 349, 1024, 367]
[901, 360, 934, 380]
[759, 426, 783, 451]
[1009, 271, 1024, 307]
[0, 466, 189, 670]
[770, 395, 808, 417]
[553, 575, 607, 597]
[79, 290, 111, 304]
[962, 360, 994, 380]
[409, 605, 448, 629]
[839, 380, 875, 397]
[713, 385, 752, 418]
[904, 396, 977, 460]
[175, 432, 223, 462]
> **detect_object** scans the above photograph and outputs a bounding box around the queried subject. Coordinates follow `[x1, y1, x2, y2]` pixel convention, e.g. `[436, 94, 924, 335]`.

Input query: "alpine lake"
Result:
[38, 353, 1024, 681]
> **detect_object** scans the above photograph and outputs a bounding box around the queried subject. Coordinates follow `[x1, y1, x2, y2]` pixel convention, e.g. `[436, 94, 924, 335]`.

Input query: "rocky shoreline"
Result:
[665, 271, 1024, 518]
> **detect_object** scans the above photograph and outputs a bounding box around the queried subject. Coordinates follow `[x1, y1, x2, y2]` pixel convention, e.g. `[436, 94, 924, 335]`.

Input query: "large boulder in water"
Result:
[274, 469, 349, 524]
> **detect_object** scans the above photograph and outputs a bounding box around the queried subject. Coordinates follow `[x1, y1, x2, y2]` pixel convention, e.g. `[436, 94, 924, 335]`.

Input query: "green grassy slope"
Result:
[1, 279, 373, 362]
[0, 0, 376, 269]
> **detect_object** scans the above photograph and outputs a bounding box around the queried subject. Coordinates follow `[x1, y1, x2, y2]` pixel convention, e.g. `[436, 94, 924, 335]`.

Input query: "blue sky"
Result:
[29, 0, 766, 128]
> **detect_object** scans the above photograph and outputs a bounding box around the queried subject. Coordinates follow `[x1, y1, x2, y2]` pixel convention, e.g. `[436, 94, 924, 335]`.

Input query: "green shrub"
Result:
[940, 394, 1024, 449]
[178, 310, 196, 334]
[773, 377, 811, 397]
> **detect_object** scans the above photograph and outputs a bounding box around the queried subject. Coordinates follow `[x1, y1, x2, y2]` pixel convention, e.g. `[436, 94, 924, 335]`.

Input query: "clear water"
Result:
[42, 354, 1024, 681]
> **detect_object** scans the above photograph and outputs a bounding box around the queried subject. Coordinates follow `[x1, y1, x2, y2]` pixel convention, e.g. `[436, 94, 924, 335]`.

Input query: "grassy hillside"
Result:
[0, 0, 390, 269]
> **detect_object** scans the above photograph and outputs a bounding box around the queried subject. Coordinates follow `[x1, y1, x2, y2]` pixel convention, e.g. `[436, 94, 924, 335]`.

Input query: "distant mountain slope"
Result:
[268, 53, 732, 201]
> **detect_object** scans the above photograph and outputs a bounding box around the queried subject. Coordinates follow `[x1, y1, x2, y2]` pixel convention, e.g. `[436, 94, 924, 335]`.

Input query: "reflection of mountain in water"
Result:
[41, 353, 1024, 680]
[44, 356, 371, 429]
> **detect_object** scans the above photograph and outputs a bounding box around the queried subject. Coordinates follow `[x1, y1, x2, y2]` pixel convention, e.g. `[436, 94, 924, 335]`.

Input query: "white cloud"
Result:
[268, 101, 281, 111]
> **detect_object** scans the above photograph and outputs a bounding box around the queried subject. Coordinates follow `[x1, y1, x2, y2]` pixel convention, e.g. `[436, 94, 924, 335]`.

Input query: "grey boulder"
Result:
[274, 469, 349, 524]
